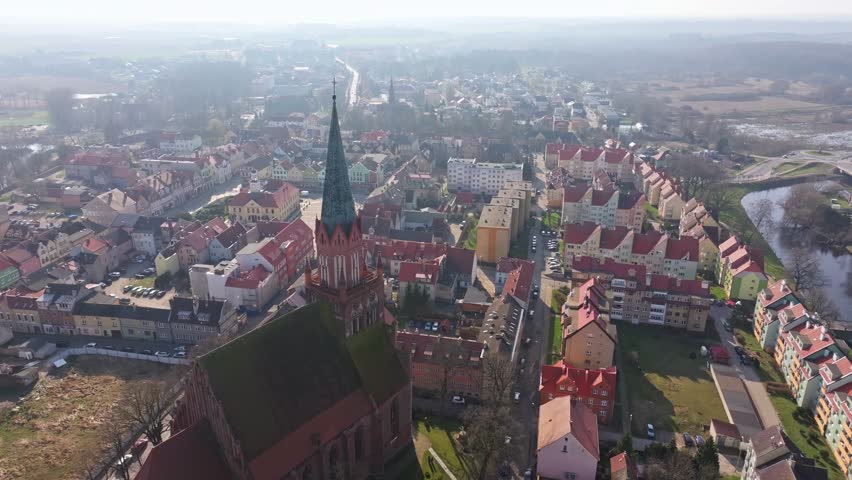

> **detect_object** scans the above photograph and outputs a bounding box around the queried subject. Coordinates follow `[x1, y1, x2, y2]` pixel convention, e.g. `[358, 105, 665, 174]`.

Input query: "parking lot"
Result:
[100, 257, 177, 308]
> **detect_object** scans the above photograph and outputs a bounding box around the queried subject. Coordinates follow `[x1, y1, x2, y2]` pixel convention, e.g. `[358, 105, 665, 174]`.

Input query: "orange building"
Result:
[561, 279, 617, 369]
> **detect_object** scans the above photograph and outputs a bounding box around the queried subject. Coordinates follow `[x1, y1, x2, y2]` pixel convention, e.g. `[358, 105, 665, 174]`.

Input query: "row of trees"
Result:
[608, 433, 721, 480]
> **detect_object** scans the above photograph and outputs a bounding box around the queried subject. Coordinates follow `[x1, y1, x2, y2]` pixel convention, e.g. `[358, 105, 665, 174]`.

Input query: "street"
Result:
[163, 176, 243, 218]
[734, 149, 852, 182]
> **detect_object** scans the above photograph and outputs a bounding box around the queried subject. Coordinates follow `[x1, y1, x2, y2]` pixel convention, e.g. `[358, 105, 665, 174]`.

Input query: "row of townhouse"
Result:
[269, 153, 393, 192]
[561, 185, 645, 230]
[544, 143, 635, 183]
[570, 255, 713, 332]
[139, 152, 233, 194]
[446, 157, 524, 196]
[0, 283, 240, 344]
[188, 219, 314, 312]
[475, 182, 535, 263]
[680, 198, 722, 274]
[395, 332, 486, 399]
[635, 162, 685, 221]
[562, 221, 703, 279]
[717, 235, 769, 301]
[538, 278, 618, 425]
[752, 280, 852, 479]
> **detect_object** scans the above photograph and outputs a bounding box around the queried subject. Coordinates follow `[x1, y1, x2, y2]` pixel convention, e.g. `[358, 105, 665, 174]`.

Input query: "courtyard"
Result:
[618, 322, 727, 437]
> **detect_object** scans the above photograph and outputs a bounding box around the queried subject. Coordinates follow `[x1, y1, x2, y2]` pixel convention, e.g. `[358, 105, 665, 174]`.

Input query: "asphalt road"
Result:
[735, 149, 852, 181]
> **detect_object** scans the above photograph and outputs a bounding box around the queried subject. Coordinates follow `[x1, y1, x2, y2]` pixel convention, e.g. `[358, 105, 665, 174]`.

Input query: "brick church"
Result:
[136, 94, 412, 480]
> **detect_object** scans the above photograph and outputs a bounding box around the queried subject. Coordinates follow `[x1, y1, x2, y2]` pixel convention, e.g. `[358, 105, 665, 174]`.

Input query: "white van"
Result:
[513, 391, 521, 404]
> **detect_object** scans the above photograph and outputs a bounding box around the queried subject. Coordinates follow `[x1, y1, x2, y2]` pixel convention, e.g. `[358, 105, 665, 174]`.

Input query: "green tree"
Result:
[694, 437, 719, 477]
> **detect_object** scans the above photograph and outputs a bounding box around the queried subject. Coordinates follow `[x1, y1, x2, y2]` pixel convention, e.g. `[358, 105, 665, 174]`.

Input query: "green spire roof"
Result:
[320, 95, 357, 235]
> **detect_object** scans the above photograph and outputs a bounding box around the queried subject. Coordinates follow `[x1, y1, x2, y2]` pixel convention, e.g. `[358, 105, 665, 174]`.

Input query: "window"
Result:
[559, 384, 566, 391]
[588, 398, 594, 405]
[328, 445, 340, 480]
[391, 398, 400, 436]
[601, 400, 608, 406]
[354, 426, 364, 460]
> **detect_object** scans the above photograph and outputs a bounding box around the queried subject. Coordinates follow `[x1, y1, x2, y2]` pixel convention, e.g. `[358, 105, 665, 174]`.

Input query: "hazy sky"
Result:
[6, 0, 852, 24]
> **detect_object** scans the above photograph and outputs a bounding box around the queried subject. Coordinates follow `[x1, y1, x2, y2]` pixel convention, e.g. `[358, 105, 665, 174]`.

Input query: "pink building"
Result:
[536, 396, 600, 480]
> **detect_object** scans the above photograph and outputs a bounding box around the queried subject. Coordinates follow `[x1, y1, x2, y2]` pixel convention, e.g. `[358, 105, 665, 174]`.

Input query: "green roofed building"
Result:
[138, 302, 412, 480]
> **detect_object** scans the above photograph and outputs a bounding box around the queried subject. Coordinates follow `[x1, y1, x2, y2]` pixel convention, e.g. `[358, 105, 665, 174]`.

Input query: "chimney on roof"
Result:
[807, 320, 812, 329]
[780, 279, 787, 292]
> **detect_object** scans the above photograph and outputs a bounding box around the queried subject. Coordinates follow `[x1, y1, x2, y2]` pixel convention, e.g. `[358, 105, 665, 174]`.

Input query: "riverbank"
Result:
[709, 174, 847, 281]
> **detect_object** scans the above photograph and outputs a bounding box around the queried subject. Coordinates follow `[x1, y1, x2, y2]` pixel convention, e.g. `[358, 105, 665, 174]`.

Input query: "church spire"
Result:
[388, 77, 396, 105]
[320, 86, 357, 235]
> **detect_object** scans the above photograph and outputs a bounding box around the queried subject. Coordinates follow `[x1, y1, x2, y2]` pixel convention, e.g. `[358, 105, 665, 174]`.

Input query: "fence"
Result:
[48, 347, 191, 366]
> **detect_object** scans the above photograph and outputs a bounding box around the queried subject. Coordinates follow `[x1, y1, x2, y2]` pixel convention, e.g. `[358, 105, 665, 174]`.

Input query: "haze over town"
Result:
[1, 7, 852, 480]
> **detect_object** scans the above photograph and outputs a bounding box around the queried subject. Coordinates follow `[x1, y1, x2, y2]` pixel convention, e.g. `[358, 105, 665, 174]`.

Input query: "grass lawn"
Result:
[779, 161, 835, 178]
[701, 184, 786, 280]
[542, 211, 560, 230]
[618, 322, 727, 436]
[710, 285, 728, 301]
[773, 161, 801, 175]
[0, 356, 178, 480]
[130, 277, 156, 289]
[807, 150, 833, 156]
[414, 417, 467, 479]
[770, 393, 843, 479]
[463, 218, 479, 250]
[644, 203, 659, 220]
[0, 110, 48, 127]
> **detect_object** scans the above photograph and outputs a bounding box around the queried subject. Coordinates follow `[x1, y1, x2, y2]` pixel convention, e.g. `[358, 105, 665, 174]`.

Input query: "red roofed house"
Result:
[540, 361, 617, 424]
[561, 279, 617, 370]
[233, 219, 314, 291]
[398, 260, 441, 306]
[537, 396, 600, 480]
[396, 331, 486, 399]
[663, 236, 699, 279]
[177, 218, 229, 269]
[561, 186, 644, 229]
[775, 320, 847, 410]
[0, 288, 43, 333]
[66, 148, 136, 188]
[499, 257, 535, 308]
[717, 236, 768, 301]
[610, 451, 638, 480]
[228, 179, 300, 225]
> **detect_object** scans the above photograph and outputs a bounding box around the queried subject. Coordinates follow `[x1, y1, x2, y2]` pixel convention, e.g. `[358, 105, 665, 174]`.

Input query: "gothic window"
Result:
[301, 464, 313, 480]
[354, 426, 364, 461]
[329, 445, 340, 480]
[390, 398, 400, 436]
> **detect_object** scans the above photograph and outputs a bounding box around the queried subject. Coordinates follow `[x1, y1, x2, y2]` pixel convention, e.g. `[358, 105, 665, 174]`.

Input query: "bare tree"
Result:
[781, 183, 825, 230]
[746, 197, 775, 243]
[645, 450, 698, 480]
[481, 355, 516, 406]
[802, 288, 839, 323]
[702, 185, 737, 220]
[788, 249, 826, 292]
[668, 153, 724, 201]
[461, 405, 512, 480]
[106, 418, 132, 480]
[121, 382, 171, 445]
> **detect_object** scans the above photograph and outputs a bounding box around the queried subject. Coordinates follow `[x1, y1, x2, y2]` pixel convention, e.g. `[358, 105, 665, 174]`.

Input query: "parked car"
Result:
[723, 321, 733, 332]
[513, 391, 521, 404]
[734, 345, 745, 356]
[141, 349, 153, 355]
[695, 434, 705, 447]
[103, 345, 115, 350]
[683, 432, 694, 447]
[55, 341, 69, 348]
[154, 351, 169, 357]
[131, 437, 149, 456]
[451, 395, 466, 405]
[122, 346, 134, 353]
[109, 271, 122, 279]
[134, 273, 147, 279]
[123, 285, 134, 293]
[156, 290, 167, 298]
[85, 342, 97, 348]
[741, 355, 752, 366]
[173, 351, 187, 358]
[647, 424, 656, 439]
[174, 345, 187, 352]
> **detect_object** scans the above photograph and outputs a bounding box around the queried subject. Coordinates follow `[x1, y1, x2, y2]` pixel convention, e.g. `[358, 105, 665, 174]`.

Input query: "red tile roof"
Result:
[454, 191, 475, 205]
[604, 148, 630, 164]
[537, 395, 600, 460]
[562, 185, 590, 203]
[579, 148, 603, 162]
[502, 258, 535, 302]
[396, 331, 484, 362]
[631, 231, 665, 255]
[562, 221, 600, 245]
[664, 236, 699, 261]
[135, 420, 231, 480]
[646, 275, 710, 296]
[571, 256, 646, 282]
[398, 261, 441, 284]
[718, 236, 741, 258]
[557, 144, 583, 161]
[599, 226, 632, 250]
[591, 189, 617, 206]
[225, 265, 271, 289]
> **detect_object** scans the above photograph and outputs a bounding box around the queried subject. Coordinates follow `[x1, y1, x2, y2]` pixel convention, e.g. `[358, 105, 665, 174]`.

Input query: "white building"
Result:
[159, 134, 202, 153]
[447, 157, 524, 195]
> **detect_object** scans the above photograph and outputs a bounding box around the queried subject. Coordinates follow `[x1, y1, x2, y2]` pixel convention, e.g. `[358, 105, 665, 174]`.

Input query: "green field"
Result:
[414, 418, 467, 479]
[710, 285, 728, 301]
[778, 161, 835, 178]
[542, 211, 560, 230]
[618, 322, 727, 436]
[0, 110, 48, 127]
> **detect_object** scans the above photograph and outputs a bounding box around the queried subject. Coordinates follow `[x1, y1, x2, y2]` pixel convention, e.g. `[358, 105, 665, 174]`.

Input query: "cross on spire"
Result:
[332, 77, 337, 100]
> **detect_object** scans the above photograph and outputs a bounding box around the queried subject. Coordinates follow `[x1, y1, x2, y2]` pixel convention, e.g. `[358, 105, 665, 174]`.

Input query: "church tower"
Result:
[388, 77, 396, 105]
[305, 91, 388, 337]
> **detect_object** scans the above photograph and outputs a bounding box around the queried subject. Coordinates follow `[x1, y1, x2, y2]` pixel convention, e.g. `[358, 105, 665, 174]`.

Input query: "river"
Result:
[741, 183, 852, 320]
